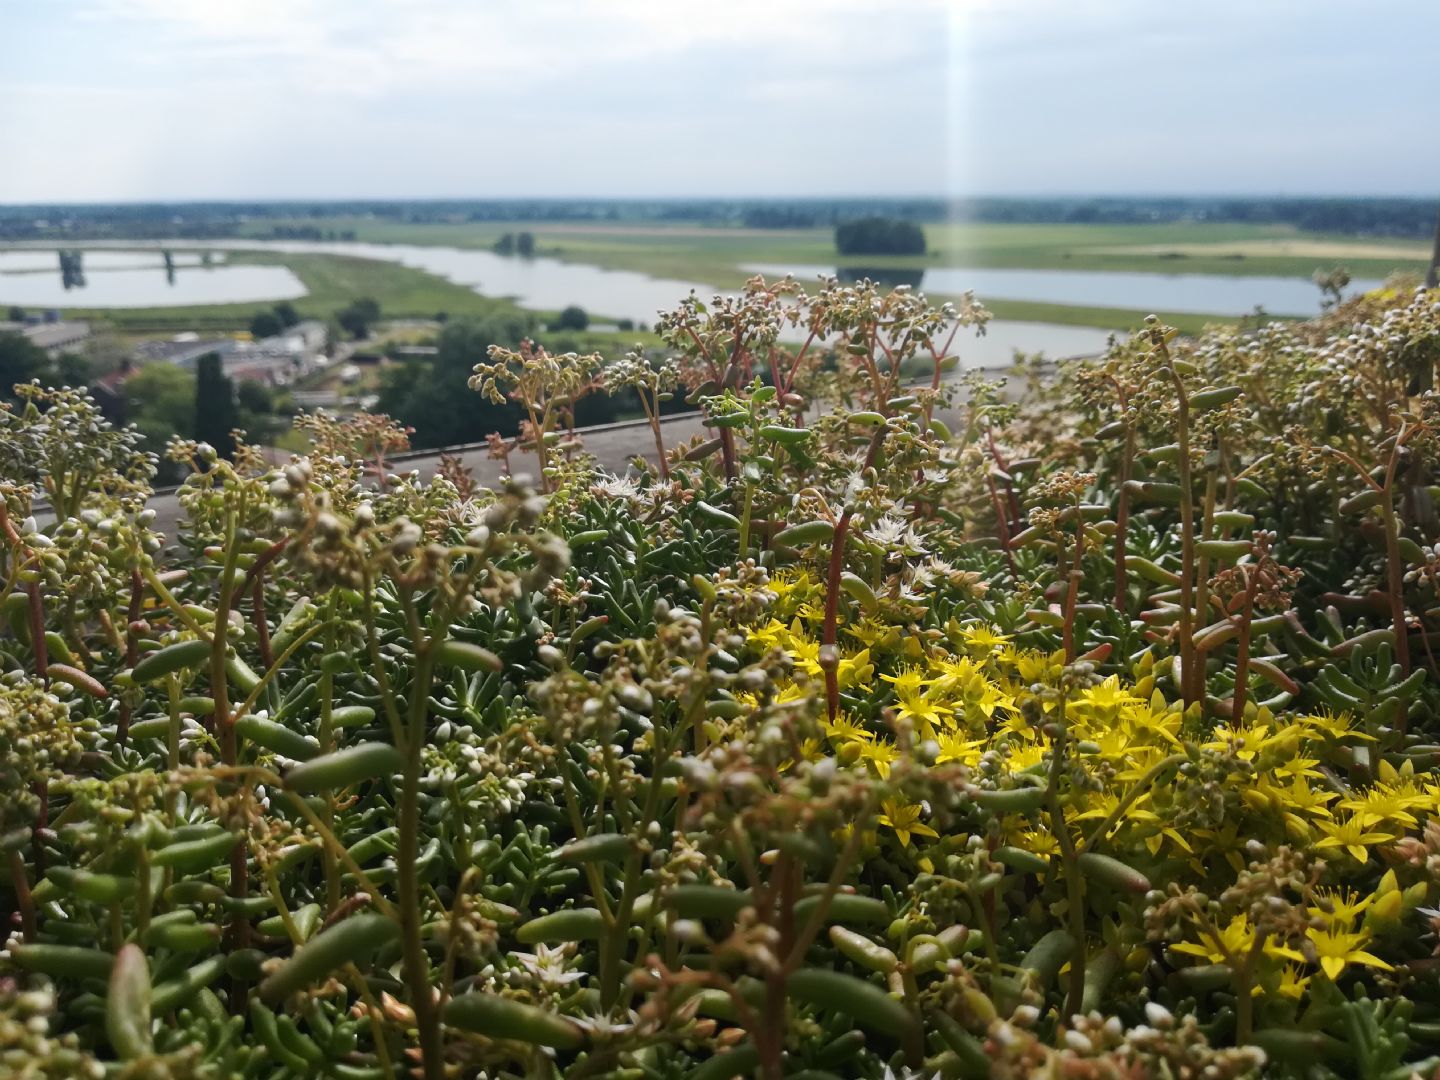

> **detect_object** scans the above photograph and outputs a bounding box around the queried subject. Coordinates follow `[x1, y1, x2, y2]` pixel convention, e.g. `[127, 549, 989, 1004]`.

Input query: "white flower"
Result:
[591, 474, 642, 500]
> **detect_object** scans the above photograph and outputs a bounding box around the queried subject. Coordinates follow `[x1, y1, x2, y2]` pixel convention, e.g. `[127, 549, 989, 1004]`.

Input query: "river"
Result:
[0, 238, 1364, 362]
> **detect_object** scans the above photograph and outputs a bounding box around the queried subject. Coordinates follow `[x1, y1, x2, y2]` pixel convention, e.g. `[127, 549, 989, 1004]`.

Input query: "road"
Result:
[39, 361, 1060, 538]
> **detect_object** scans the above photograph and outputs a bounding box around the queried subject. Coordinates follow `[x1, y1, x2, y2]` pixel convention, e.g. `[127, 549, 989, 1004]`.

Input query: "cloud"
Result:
[2, 0, 1434, 200]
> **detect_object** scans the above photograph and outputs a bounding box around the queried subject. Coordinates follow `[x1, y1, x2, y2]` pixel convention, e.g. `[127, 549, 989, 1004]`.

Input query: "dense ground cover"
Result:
[2, 278, 1440, 1078]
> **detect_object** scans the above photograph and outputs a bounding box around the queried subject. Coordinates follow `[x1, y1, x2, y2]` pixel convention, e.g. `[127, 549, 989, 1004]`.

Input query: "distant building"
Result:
[132, 336, 238, 368]
[127, 319, 328, 389]
[0, 319, 91, 359]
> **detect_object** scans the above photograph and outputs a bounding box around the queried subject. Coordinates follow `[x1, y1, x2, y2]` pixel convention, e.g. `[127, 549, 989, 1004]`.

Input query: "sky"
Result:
[0, 0, 1435, 203]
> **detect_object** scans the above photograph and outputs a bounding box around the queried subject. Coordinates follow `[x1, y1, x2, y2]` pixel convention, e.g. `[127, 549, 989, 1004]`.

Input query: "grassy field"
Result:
[227, 217, 1427, 332]
[236, 217, 1429, 283]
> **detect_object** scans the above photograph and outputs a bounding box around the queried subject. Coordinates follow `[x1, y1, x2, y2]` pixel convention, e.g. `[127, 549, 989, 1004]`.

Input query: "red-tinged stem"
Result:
[986, 477, 1018, 579]
[822, 509, 854, 722]
[1113, 423, 1137, 612]
[252, 574, 273, 671]
[822, 430, 889, 719]
[117, 567, 143, 746]
[1063, 504, 1085, 662]
[7, 849, 35, 941]
[1231, 570, 1260, 721]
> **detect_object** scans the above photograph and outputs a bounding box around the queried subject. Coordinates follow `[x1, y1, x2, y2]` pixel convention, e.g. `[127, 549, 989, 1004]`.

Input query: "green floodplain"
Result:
[8, 219, 1431, 340]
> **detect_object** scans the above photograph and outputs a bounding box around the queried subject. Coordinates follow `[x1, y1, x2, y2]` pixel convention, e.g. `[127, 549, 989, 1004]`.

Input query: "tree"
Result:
[236, 378, 281, 442]
[516, 231, 535, 258]
[194, 352, 236, 458]
[250, 311, 283, 340]
[337, 298, 381, 340]
[553, 305, 588, 331]
[377, 313, 531, 448]
[126, 363, 195, 450]
[0, 332, 48, 397]
[236, 378, 273, 415]
[53, 352, 92, 387]
[273, 301, 300, 328]
[834, 216, 927, 256]
[493, 233, 515, 255]
[6, 306, 23, 323]
[125, 363, 197, 482]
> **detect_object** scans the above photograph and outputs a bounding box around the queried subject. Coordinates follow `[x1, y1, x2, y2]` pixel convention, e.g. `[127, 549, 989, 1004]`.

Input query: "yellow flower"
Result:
[1338, 783, 1426, 832]
[786, 627, 823, 680]
[1312, 814, 1396, 864]
[1011, 828, 1060, 858]
[835, 648, 874, 691]
[1007, 743, 1048, 773]
[748, 618, 791, 653]
[1172, 915, 1257, 965]
[1012, 649, 1063, 685]
[764, 570, 816, 618]
[823, 713, 874, 744]
[1297, 710, 1372, 742]
[846, 618, 899, 652]
[855, 738, 898, 779]
[1072, 674, 1141, 715]
[794, 601, 827, 625]
[935, 730, 985, 767]
[878, 800, 939, 848]
[956, 622, 1012, 656]
[1307, 888, 1372, 929]
[1272, 964, 1311, 1001]
[881, 668, 952, 737]
[1274, 926, 1393, 981]
[1271, 757, 1323, 781]
[780, 738, 827, 773]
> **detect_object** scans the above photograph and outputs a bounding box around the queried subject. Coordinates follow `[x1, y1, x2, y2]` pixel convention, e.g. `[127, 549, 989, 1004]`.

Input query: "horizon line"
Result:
[1, 192, 1436, 210]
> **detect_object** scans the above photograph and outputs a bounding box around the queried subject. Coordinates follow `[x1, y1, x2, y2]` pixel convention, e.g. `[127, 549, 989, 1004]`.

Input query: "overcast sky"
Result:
[0, 0, 1435, 203]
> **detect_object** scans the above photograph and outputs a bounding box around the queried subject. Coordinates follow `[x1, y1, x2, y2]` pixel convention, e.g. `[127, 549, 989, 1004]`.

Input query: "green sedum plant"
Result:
[2, 280, 1440, 1079]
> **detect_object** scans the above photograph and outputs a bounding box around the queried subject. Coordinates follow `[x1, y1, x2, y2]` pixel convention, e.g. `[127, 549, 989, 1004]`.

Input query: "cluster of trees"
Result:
[248, 302, 301, 340]
[122, 355, 289, 481]
[336, 298, 380, 340]
[377, 315, 534, 447]
[376, 317, 693, 451]
[0, 331, 91, 394]
[492, 232, 536, 257]
[550, 305, 588, 331]
[835, 217, 928, 256]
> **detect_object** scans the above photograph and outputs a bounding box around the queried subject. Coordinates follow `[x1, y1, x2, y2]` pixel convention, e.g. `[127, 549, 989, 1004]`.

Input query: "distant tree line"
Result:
[263, 225, 359, 242]
[2, 197, 1435, 240]
[835, 217, 927, 256]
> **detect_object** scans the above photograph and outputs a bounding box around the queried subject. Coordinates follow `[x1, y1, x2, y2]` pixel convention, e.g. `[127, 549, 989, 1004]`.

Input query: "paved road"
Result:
[143, 413, 711, 537]
[42, 362, 1054, 538]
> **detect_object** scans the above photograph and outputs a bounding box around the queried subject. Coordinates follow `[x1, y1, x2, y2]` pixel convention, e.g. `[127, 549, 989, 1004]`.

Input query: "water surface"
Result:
[742, 262, 1383, 317]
